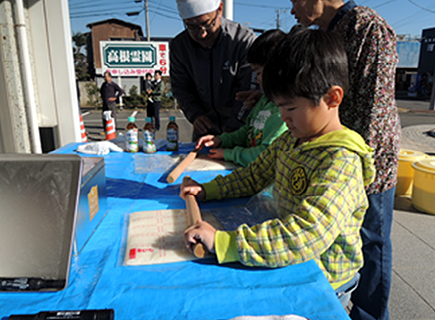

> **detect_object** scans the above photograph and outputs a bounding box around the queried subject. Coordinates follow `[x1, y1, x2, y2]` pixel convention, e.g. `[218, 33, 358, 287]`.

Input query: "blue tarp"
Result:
[0, 143, 349, 320]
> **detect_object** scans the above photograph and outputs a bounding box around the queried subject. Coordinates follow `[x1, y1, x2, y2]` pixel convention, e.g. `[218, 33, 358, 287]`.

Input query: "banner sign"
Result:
[98, 41, 169, 76]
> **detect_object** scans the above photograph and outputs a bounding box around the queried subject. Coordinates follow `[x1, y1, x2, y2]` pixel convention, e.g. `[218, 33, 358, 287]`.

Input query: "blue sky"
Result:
[69, 0, 435, 38]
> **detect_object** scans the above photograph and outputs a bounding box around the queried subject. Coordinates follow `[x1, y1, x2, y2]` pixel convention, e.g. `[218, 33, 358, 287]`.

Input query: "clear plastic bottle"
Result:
[166, 116, 179, 151]
[125, 116, 138, 153]
[143, 117, 156, 153]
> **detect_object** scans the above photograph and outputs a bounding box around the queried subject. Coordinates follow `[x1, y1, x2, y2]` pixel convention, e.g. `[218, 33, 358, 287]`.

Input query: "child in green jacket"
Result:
[181, 27, 376, 307]
[196, 30, 288, 167]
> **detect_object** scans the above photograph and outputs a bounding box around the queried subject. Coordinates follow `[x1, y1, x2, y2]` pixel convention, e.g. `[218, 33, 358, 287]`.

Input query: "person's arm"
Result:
[218, 96, 265, 149]
[222, 108, 288, 167]
[337, 14, 398, 141]
[215, 153, 370, 266]
[113, 82, 124, 98]
[169, 41, 205, 124]
[235, 90, 263, 111]
[202, 135, 281, 201]
[218, 115, 251, 149]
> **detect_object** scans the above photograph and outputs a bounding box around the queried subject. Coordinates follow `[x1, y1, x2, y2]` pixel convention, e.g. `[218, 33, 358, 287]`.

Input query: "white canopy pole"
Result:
[223, 0, 233, 21]
[15, 0, 42, 153]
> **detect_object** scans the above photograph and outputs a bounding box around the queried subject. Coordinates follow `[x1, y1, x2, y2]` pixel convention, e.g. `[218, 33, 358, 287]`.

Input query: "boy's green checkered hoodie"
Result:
[203, 128, 376, 289]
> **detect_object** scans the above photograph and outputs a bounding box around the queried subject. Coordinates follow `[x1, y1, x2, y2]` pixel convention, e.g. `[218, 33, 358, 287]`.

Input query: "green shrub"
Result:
[85, 82, 102, 108]
[124, 85, 144, 108]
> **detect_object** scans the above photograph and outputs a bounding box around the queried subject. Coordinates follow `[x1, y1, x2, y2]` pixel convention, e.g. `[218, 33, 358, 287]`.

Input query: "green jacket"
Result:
[152, 80, 165, 102]
[219, 95, 287, 167]
[203, 128, 376, 289]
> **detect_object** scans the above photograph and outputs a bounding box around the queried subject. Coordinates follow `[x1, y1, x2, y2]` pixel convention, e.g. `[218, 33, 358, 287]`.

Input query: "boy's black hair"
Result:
[263, 26, 349, 105]
[247, 29, 286, 66]
[155, 70, 162, 76]
[145, 73, 152, 78]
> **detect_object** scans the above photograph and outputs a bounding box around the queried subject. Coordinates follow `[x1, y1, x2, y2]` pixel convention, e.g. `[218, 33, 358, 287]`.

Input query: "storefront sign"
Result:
[98, 41, 169, 76]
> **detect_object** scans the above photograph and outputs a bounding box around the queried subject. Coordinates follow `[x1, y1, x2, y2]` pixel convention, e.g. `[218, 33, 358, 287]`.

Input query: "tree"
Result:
[72, 32, 90, 80]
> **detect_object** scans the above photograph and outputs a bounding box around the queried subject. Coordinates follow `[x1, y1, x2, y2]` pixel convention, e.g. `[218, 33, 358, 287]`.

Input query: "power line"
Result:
[234, 1, 287, 9]
[69, 0, 101, 6]
[149, 9, 179, 20]
[70, 6, 139, 16]
[148, 0, 179, 14]
[149, 0, 163, 23]
[372, 0, 398, 9]
[69, 0, 110, 9]
[394, 12, 431, 30]
[70, 0, 179, 16]
[70, 12, 125, 19]
[407, 0, 435, 14]
[391, 1, 435, 31]
[70, 6, 179, 21]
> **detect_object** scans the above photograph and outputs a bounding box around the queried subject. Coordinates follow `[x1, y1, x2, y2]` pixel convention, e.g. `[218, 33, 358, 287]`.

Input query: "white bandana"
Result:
[176, 0, 221, 20]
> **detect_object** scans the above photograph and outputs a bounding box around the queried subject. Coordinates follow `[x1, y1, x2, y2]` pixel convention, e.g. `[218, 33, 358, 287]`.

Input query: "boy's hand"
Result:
[184, 221, 216, 253]
[180, 176, 206, 201]
[196, 135, 222, 149]
[208, 148, 225, 160]
[236, 90, 262, 110]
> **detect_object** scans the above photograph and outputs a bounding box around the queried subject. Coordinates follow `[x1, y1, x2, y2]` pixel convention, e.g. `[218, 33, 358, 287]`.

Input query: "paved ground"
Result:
[82, 99, 435, 319]
[81, 107, 193, 142]
[390, 99, 435, 320]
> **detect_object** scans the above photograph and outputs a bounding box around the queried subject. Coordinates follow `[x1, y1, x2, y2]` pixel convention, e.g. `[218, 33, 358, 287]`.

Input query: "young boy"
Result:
[181, 27, 376, 305]
[196, 30, 288, 167]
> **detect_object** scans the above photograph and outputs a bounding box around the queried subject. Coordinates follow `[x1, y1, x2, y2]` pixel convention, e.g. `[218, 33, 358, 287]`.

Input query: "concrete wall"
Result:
[0, 0, 81, 153]
[0, 1, 32, 153]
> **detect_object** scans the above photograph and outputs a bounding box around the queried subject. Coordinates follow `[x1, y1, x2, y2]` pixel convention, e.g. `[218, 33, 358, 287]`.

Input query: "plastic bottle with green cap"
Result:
[166, 116, 178, 151]
[143, 117, 156, 153]
[125, 116, 138, 153]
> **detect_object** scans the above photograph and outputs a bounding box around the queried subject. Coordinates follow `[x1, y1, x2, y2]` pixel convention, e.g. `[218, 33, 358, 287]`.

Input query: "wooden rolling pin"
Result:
[166, 149, 200, 184]
[185, 195, 208, 258]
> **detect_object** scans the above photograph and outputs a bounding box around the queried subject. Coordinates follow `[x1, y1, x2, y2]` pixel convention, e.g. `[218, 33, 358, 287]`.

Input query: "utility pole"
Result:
[276, 9, 287, 29]
[145, 0, 150, 41]
[276, 9, 281, 29]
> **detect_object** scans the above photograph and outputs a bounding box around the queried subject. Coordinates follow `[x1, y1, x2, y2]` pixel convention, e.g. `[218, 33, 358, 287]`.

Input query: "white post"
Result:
[145, 0, 151, 41]
[223, 0, 233, 21]
[15, 0, 42, 153]
[118, 75, 123, 110]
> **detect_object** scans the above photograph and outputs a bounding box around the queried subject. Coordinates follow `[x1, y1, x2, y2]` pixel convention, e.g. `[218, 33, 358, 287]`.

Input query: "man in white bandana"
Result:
[170, 0, 257, 141]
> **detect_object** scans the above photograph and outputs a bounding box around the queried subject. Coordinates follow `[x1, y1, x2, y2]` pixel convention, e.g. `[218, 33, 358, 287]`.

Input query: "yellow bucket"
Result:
[396, 149, 427, 196]
[412, 159, 435, 215]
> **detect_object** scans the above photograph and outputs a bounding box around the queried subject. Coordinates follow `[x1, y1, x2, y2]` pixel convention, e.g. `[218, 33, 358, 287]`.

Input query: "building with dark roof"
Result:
[86, 18, 144, 77]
